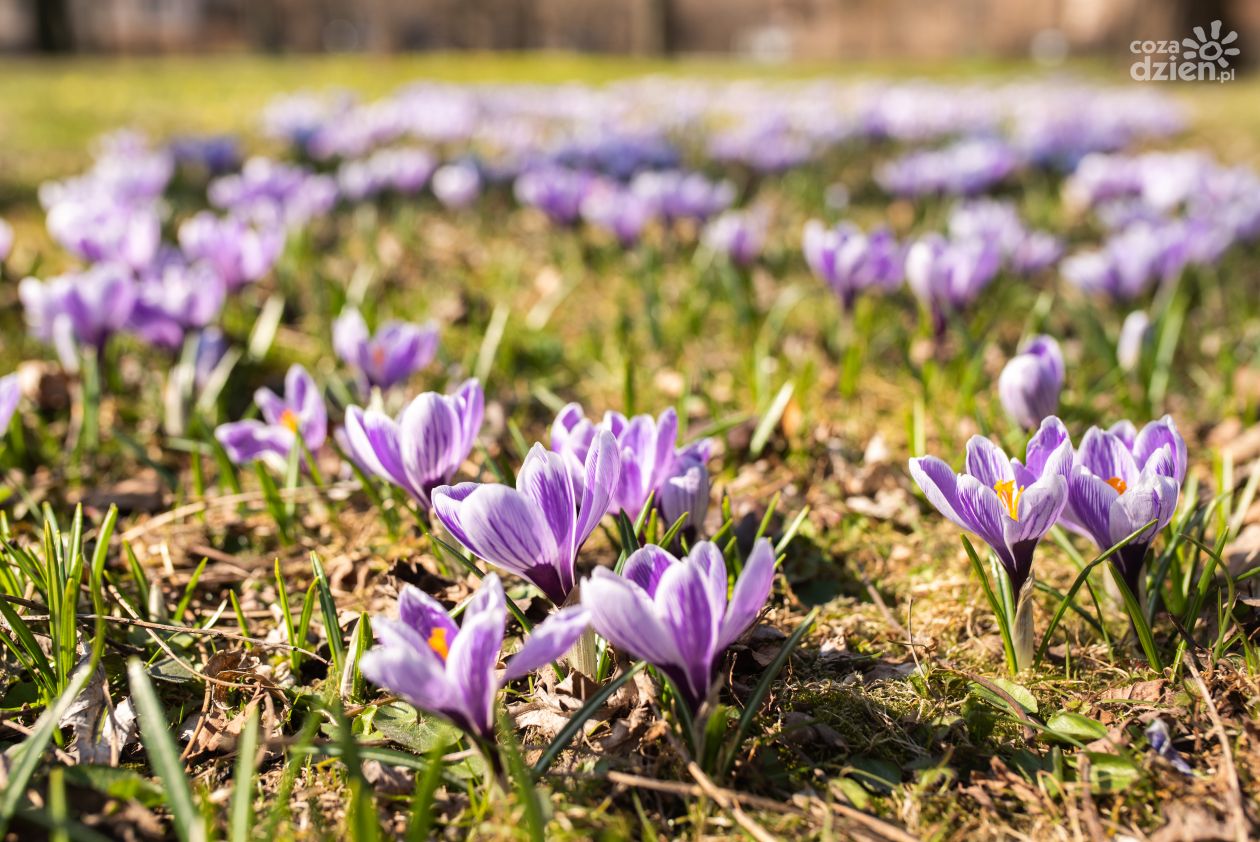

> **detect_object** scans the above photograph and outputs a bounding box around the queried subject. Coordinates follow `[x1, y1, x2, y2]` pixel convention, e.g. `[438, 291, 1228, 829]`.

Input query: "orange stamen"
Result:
[1106, 476, 1128, 495]
[427, 626, 449, 662]
[994, 479, 1024, 521]
[279, 409, 300, 433]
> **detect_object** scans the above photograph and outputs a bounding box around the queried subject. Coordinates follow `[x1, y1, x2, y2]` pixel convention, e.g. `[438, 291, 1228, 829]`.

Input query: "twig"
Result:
[1183, 657, 1250, 842]
[119, 481, 358, 542]
[685, 761, 777, 842]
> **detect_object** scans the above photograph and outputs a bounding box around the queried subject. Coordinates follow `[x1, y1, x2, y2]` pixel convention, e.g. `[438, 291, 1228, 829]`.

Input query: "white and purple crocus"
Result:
[551, 404, 711, 520]
[1064, 417, 1185, 598]
[997, 335, 1064, 431]
[341, 379, 484, 510]
[581, 538, 776, 715]
[802, 220, 903, 312]
[332, 307, 439, 394]
[360, 574, 590, 745]
[431, 431, 620, 606]
[215, 364, 327, 471]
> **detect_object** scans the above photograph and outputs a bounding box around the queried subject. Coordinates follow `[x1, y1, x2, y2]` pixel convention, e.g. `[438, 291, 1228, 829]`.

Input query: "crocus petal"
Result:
[516, 444, 578, 562]
[430, 482, 478, 550]
[965, 436, 1014, 487]
[1067, 466, 1121, 550]
[1110, 474, 1180, 547]
[443, 605, 503, 740]
[332, 307, 369, 365]
[1078, 427, 1139, 486]
[286, 364, 326, 448]
[687, 541, 729, 619]
[0, 374, 20, 433]
[575, 429, 620, 546]
[954, 475, 1010, 558]
[622, 545, 677, 597]
[908, 456, 968, 531]
[651, 561, 719, 702]
[1023, 416, 1073, 479]
[397, 584, 458, 646]
[1133, 416, 1186, 483]
[1007, 475, 1067, 546]
[450, 485, 561, 591]
[399, 392, 460, 501]
[361, 618, 456, 718]
[501, 606, 590, 683]
[582, 568, 682, 668]
[719, 538, 775, 651]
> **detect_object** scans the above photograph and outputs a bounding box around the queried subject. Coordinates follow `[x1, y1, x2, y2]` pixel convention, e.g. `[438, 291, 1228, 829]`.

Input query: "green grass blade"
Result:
[229, 707, 261, 842]
[128, 659, 206, 842]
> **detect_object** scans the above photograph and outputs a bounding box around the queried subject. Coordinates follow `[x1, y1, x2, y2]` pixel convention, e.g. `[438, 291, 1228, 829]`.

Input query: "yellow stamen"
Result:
[427, 626, 449, 662]
[1106, 476, 1128, 495]
[994, 479, 1024, 521]
[279, 409, 300, 433]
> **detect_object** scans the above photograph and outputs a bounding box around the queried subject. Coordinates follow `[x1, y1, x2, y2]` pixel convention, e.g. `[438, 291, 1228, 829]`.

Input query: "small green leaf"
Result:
[1045, 712, 1107, 744]
[1084, 752, 1142, 793]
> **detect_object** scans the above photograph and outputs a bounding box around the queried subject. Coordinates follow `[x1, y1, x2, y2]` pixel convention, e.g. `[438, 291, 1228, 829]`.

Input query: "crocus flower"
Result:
[702, 209, 766, 266]
[802, 220, 903, 310]
[342, 379, 483, 509]
[659, 456, 710, 543]
[1064, 417, 1185, 597]
[0, 218, 12, 263]
[581, 538, 775, 714]
[909, 420, 1072, 669]
[332, 307, 438, 393]
[905, 234, 1001, 336]
[431, 431, 620, 606]
[997, 335, 1064, 431]
[215, 364, 326, 470]
[580, 183, 653, 248]
[432, 161, 482, 209]
[0, 373, 20, 434]
[910, 426, 1071, 597]
[514, 166, 594, 226]
[551, 403, 711, 518]
[19, 263, 138, 361]
[1117, 310, 1151, 372]
[361, 574, 590, 744]
[129, 259, 227, 350]
[178, 212, 285, 290]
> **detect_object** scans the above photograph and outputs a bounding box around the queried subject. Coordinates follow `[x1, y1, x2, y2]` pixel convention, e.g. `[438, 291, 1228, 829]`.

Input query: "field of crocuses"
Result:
[1, 56, 1259, 841]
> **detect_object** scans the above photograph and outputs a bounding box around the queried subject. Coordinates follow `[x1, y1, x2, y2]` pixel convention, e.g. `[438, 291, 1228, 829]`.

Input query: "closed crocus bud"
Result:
[997, 335, 1064, 430]
[432, 162, 482, 209]
[1117, 310, 1150, 372]
[659, 457, 710, 542]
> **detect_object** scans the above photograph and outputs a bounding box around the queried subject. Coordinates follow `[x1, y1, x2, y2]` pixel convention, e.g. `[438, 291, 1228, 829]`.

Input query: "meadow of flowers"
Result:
[1, 61, 1259, 840]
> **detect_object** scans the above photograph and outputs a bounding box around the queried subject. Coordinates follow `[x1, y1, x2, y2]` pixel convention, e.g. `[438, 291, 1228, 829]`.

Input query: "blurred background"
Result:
[3, 0, 1256, 64]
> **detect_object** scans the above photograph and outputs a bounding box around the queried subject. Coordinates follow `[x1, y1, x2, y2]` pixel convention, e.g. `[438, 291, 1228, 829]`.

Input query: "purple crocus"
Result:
[909, 426, 1070, 598]
[513, 166, 594, 226]
[905, 234, 1001, 336]
[341, 379, 483, 509]
[551, 403, 711, 518]
[1064, 417, 1185, 597]
[702, 209, 767, 267]
[19, 263, 138, 361]
[581, 538, 775, 714]
[802, 220, 903, 311]
[130, 259, 227, 350]
[431, 431, 620, 606]
[332, 307, 438, 393]
[361, 574, 590, 744]
[215, 364, 326, 471]
[0, 373, 20, 434]
[659, 456, 711, 543]
[997, 335, 1064, 431]
[178, 212, 285, 290]
[580, 183, 653, 248]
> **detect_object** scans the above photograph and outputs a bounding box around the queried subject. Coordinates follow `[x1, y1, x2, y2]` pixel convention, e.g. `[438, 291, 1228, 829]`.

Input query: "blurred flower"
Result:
[342, 379, 483, 509]
[130, 258, 227, 350]
[19, 263, 138, 361]
[332, 307, 438, 393]
[580, 182, 653, 248]
[215, 364, 326, 470]
[702, 209, 767, 266]
[514, 166, 594, 225]
[0, 218, 12, 263]
[361, 575, 590, 743]
[658, 456, 710, 543]
[802, 220, 903, 310]
[905, 234, 1001, 335]
[431, 431, 619, 606]
[431, 161, 482, 209]
[630, 170, 735, 223]
[44, 195, 160, 271]
[0, 373, 20, 434]
[1117, 311, 1151, 372]
[168, 135, 241, 176]
[876, 138, 1019, 197]
[581, 538, 775, 714]
[997, 335, 1064, 431]
[178, 211, 285, 290]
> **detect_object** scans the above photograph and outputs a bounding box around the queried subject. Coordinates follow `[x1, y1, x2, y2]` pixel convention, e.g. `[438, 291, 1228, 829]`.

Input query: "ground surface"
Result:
[1, 54, 1259, 841]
